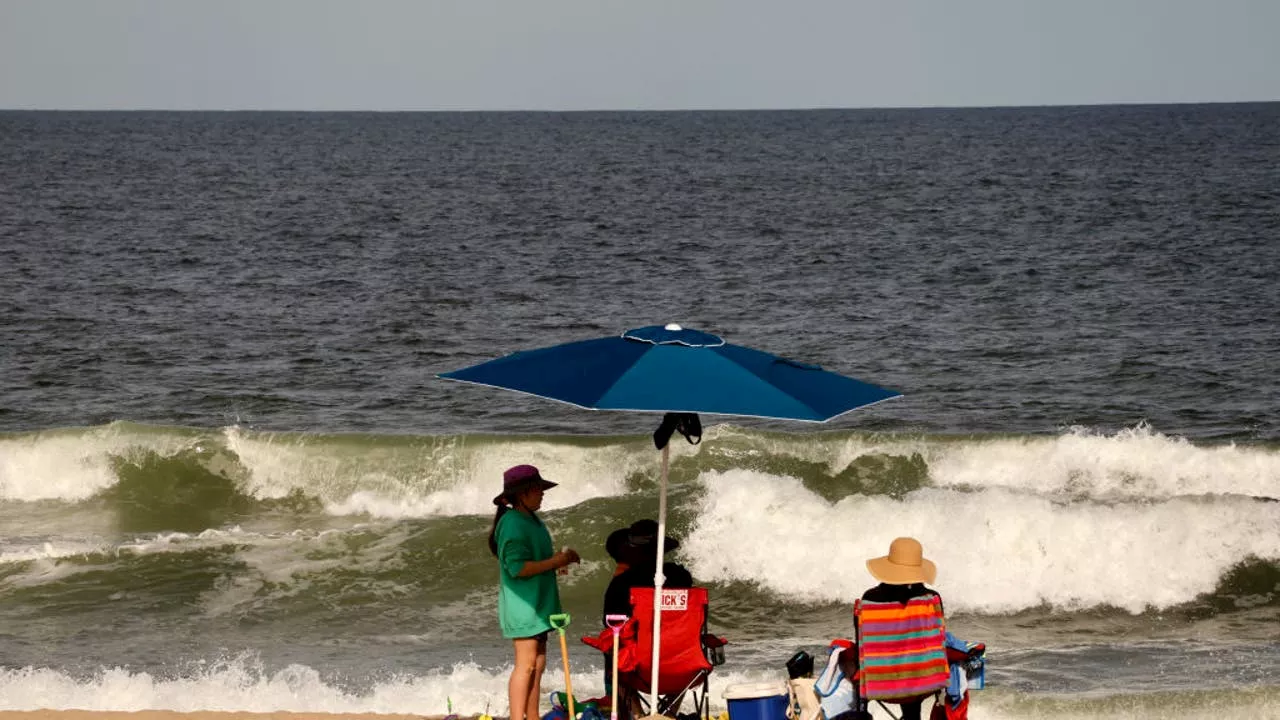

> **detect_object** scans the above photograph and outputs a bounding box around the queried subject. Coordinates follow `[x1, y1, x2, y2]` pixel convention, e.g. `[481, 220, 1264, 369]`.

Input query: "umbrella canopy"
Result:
[440, 324, 900, 421]
[440, 324, 900, 713]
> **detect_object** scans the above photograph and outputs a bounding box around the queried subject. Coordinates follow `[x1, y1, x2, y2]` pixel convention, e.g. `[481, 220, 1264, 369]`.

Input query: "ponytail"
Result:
[488, 495, 543, 557]
[488, 501, 510, 557]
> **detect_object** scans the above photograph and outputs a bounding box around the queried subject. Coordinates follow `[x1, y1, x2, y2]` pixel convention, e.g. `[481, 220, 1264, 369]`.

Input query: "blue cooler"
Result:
[724, 681, 790, 720]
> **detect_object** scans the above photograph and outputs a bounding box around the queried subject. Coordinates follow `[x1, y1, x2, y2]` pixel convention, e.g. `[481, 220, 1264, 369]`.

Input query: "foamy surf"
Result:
[684, 469, 1280, 612]
[1, 422, 1275, 507]
[0, 660, 1276, 720]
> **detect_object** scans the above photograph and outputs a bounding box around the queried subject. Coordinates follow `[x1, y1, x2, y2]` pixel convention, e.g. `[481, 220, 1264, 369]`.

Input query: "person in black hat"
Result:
[598, 519, 694, 720]
[601, 519, 693, 624]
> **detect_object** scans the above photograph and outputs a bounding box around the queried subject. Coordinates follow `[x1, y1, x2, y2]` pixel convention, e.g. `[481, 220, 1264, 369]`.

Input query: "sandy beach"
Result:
[0, 714, 442, 720]
[0, 707, 445, 712]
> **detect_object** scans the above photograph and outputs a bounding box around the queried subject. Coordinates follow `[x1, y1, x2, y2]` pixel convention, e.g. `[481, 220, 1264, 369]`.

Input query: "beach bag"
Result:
[928, 692, 968, 720]
[931, 631, 985, 720]
[787, 678, 822, 720]
[944, 632, 986, 695]
[813, 639, 856, 720]
[784, 649, 819, 720]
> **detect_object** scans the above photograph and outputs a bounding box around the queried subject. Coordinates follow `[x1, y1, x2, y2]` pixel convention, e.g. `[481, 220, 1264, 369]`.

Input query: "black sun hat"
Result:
[625, 519, 680, 554]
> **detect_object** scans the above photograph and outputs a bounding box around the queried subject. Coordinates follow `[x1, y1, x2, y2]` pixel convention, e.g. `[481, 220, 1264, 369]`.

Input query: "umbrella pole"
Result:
[649, 442, 670, 714]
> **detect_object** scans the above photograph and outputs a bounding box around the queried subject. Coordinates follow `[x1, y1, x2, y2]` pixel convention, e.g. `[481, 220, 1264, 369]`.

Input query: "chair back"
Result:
[626, 586, 713, 694]
[854, 595, 948, 701]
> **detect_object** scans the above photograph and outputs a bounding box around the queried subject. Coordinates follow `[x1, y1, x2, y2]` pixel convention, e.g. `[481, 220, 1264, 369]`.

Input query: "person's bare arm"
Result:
[516, 548, 580, 577]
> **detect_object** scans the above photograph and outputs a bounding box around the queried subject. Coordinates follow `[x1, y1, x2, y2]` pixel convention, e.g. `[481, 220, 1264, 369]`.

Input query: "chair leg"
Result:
[699, 675, 710, 720]
[621, 687, 643, 720]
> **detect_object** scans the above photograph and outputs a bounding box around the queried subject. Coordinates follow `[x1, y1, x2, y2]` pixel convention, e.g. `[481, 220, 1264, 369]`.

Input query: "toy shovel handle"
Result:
[605, 614, 628, 631]
[549, 612, 571, 633]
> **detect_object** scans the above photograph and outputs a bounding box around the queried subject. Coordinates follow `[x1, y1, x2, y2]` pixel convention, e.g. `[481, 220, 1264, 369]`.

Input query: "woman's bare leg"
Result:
[511, 637, 545, 720]
[523, 637, 548, 720]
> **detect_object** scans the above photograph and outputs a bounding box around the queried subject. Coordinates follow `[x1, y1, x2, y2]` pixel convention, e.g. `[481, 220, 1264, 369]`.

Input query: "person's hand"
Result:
[553, 548, 581, 573]
[560, 547, 581, 566]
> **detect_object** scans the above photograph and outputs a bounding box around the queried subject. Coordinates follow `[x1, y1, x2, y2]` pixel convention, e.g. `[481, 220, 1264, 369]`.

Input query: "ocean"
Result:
[0, 105, 1277, 720]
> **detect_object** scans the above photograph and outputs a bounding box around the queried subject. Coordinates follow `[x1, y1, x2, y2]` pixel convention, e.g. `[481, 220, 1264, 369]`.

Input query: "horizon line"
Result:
[3, 99, 1279, 114]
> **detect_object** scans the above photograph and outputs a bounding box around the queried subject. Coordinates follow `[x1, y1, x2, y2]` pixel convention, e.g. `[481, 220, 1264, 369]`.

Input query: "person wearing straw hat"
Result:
[488, 464, 581, 720]
[852, 537, 949, 720]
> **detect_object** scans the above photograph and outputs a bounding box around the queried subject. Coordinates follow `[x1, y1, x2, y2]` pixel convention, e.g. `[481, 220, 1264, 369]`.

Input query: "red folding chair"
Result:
[584, 587, 726, 720]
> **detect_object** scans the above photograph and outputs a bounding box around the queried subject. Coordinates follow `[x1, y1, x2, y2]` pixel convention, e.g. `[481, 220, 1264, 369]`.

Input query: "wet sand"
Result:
[0, 707, 445, 712]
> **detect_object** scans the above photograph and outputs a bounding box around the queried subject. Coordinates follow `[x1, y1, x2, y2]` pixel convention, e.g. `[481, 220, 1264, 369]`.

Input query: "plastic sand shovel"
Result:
[550, 613, 576, 720]
[605, 614, 629, 720]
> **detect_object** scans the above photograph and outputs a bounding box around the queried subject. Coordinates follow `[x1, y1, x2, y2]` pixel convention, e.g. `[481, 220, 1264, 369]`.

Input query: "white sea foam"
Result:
[923, 425, 1280, 499]
[0, 424, 636, 514]
[0, 658, 1275, 719]
[683, 469, 1280, 614]
[1, 424, 1275, 522]
[226, 427, 637, 517]
[0, 655, 770, 714]
[0, 525, 374, 590]
[777, 424, 1280, 500]
[0, 424, 190, 501]
[0, 540, 110, 564]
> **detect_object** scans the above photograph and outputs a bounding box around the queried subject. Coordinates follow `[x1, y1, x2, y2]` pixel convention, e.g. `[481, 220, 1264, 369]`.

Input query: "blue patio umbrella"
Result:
[440, 324, 900, 709]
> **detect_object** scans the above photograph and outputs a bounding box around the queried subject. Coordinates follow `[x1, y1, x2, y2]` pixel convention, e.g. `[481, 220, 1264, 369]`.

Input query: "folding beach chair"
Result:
[584, 587, 726, 720]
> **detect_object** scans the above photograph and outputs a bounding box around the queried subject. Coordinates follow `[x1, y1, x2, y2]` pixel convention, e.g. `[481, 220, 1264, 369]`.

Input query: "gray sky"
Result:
[2, 0, 1278, 111]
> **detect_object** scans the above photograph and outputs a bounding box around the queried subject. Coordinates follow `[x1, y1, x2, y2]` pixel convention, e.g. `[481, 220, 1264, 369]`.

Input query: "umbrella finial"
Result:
[664, 323, 683, 331]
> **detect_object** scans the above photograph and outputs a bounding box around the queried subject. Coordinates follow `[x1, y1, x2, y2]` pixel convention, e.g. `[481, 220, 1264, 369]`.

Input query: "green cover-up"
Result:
[495, 509, 561, 639]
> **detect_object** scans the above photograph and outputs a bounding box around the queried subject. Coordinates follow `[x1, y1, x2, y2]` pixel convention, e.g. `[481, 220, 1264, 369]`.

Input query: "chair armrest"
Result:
[702, 633, 727, 666]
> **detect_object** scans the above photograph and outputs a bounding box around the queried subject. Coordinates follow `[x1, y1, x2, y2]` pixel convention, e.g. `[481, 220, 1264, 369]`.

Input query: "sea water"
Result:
[1, 106, 1277, 719]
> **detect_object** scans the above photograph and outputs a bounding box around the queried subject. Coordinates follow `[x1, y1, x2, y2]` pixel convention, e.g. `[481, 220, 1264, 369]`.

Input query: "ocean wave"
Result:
[684, 469, 1280, 614]
[1, 422, 1277, 616]
[1, 422, 1275, 510]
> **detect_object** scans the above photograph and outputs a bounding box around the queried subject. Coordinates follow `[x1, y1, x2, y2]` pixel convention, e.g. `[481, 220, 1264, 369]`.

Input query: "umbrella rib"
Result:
[811, 393, 902, 421]
[580, 348, 651, 409]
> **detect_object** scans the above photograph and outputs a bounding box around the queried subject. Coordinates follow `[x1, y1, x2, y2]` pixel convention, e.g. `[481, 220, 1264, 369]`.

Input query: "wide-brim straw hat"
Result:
[866, 536, 936, 585]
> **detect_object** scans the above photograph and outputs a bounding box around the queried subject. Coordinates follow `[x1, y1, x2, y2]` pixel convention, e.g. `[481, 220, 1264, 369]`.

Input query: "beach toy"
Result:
[478, 700, 493, 720]
[551, 692, 583, 712]
[549, 692, 600, 720]
[444, 696, 459, 720]
[605, 614, 629, 720]
[550, 613, 577, 720]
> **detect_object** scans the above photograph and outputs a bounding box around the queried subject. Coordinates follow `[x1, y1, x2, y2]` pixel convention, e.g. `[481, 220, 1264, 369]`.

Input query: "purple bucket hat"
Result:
[493, 464, 558, 505]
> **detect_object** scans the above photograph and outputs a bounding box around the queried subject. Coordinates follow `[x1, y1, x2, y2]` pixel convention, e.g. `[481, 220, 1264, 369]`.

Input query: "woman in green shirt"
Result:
[489, 464, 581, 720]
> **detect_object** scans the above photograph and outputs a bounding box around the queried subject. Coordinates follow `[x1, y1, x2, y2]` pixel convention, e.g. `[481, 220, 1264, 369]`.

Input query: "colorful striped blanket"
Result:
[854, 595, 949, 701]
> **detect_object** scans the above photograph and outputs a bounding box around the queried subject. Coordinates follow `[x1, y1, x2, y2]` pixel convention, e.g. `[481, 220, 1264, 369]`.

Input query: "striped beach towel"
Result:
[854, 595, 949, 701]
